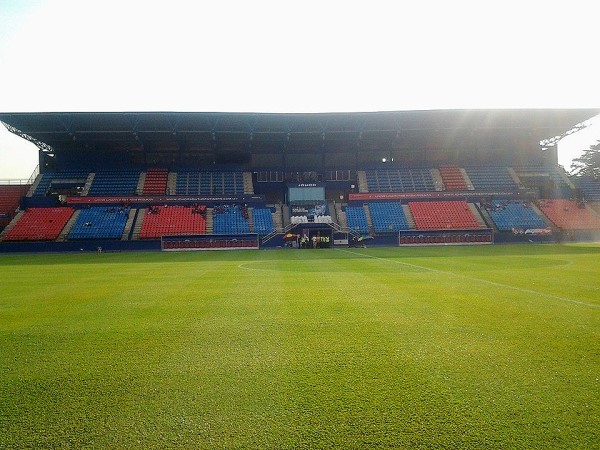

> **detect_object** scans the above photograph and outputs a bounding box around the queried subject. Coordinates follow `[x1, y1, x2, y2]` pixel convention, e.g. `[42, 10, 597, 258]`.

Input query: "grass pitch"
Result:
[0, 244, 599, 449]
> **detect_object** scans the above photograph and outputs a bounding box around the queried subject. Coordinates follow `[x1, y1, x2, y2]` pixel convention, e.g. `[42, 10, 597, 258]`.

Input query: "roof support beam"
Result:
[1, 121, 54, 154]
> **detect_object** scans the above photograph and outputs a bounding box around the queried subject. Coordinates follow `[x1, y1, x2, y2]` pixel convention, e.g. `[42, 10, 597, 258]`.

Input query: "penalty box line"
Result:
[337, 249, 600, 310]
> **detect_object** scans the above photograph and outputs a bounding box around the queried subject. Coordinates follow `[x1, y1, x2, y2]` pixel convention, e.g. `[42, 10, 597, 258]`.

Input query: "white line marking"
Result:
[337, 249, 600, 309]
[238, 262, 275, 272]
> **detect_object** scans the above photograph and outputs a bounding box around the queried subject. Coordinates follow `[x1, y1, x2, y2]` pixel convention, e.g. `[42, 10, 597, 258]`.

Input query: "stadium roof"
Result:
[1, 109, 598, 155]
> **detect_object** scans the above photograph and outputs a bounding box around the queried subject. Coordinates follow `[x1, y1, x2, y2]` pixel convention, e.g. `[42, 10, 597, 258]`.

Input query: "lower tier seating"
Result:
[409, 201, 481, 230]
[139, 205, 207, 239]
[537, 199, 600, 230]
[368, 202, 409, 232]
[345, 206, 369, 234]
[69, 207, 130, 239]
[252, 208, 275, 235]
[485, 200, 546, 230]
[213, 204, 250, 234]
[3, 207, 74, 241]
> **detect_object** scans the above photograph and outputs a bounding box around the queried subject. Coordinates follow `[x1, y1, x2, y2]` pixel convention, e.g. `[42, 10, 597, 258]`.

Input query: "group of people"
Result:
[298, 233, 330, 248]
[191, 204, 206, 215]
[105, 206, 128, 214]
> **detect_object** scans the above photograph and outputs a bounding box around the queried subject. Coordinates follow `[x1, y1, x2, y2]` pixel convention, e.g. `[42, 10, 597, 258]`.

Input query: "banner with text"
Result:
[66, 194, 265, 205]
[349, 191, 516, 201]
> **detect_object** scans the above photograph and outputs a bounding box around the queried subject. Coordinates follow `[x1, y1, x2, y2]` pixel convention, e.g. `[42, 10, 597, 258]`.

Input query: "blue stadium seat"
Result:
[175, 171, 245, 195]
[345, 206, 369, 234]
[68, 206, 129, 239]
[213, 205, 250, 234]
[364, 168, 434, 192]
[574, 176, 600, 201]
[252, 208, 274, 235]
[485, 200, 546, 231]
[463, 166, 517, 192]
[88, 170, 140, 196]
[368, 202, 410, 232]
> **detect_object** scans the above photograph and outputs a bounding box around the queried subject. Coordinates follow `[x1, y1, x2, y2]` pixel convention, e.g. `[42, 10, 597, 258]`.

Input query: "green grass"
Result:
[0, 244, 599, 449]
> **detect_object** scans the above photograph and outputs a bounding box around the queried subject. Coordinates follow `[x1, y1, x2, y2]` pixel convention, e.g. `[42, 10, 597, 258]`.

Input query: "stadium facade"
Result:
[1, 109, 600, 252]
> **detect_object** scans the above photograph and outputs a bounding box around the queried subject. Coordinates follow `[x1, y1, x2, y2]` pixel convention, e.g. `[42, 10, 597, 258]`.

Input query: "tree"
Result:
[570, 141, 600, 178]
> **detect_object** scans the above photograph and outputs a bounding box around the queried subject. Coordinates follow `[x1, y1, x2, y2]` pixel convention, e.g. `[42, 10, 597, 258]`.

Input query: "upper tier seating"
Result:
[88, 169, 141, 196]
[32, 170, 90, 196]
[463, 166, 518, 192]
[213, 204, 250, 234]
[175, 171, 245, 195]
[368, 202, 409, 232]
[409, 201, 481, 230]
[439, 165, 468, 190]
[537, 199, 600, 230]
[142, 168, 168, 195]
[68, 207, 129, 240]
[485, 200, 546, 231]
[3, 207, 74, 241]
[139, 205, 207, 239]
[364, 168, 435, 192]
[345, 206, 369, 234]
[252, 207, 275, 235]
[0, 185, 29, 216]
[574, 176, 600, 201]
[513, 165, 573, 198]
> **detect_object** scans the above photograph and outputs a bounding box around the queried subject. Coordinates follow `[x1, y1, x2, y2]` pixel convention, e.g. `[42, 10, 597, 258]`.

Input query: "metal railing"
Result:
[27, 164, 40, 184]
[0, 165, 38, 186]
[0, 179, 31, 185]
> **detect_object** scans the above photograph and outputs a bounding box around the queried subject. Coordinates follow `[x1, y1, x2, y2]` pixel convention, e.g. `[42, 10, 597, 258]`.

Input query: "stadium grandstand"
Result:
[1, 109, 599, 252]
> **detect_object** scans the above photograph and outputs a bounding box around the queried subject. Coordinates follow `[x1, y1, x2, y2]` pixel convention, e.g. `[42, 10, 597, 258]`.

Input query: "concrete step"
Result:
[206, 208, 214, 234]
[81, 173, 95, 196]
[356, 171, 368, 193]
[121, 208, 137, 240]
[0, 210, 25, 240]
[131, 208, 146, 240]
[247, 206, 254, 231]
[460, 168, 475, 190]
[507, 167, 523, 188]
[136, 172, 146, 195]
[430, 168, 444, 191]
[530, 203, 556, 229]
[57, 209, 81, 242]
[364, 204, 373, 233]
[328, 201, 338, 223]
[336, 203, 347, 229]
[468, 203, 488, 228]
[243, 172, 254, 194]
[271, 204, 283, 232]
[282, 204, 290, 227]
[402, 204, 416, 229]
[167, 172, 177, 195]
[476, 204, 498, 232]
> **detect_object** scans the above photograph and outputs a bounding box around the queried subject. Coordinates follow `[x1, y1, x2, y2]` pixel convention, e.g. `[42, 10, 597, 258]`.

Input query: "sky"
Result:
[1, 0, 599, 179]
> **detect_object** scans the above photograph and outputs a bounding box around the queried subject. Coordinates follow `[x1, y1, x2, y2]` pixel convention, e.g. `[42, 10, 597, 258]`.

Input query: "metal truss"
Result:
[540, 120, 588, 151]
[1, 121, 54, 154]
